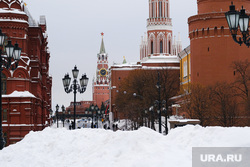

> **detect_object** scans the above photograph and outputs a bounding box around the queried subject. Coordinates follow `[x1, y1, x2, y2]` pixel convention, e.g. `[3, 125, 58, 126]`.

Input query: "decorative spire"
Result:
[122, 56, 127, 64]
[99, 32, 106, 54]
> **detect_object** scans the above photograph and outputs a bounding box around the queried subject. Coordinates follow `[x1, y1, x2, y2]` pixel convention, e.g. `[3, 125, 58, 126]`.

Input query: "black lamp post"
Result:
[225, 2, 250, 47]
[0, 29, 21, 150]
[90, 104, 94, 128]
[97, 109, 101, 128]
[61, 105, 65, 127]
[62, 66, 89, 130]
[90, 104, 99, 128]
[56, 104, 59, 128]
[149, 106, 154, 130]
[156, 72, 162, 133]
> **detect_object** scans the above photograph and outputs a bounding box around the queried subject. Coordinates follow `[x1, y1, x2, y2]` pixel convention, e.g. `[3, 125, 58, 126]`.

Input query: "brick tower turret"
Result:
[140, 0, 182, 67]
[189, 0, 250, 85]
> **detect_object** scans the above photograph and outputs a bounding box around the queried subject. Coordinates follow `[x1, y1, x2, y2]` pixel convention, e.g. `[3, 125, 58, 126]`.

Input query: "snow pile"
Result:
[0, 125, 250, 167]
[2, 91, 35, 98]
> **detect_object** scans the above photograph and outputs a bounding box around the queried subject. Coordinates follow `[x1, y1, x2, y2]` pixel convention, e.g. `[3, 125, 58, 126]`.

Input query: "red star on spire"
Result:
[101, 32, 104, 37]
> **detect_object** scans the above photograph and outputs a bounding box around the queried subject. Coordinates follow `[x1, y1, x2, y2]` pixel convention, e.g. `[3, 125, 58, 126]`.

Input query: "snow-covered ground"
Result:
[0, 125, 250, 167]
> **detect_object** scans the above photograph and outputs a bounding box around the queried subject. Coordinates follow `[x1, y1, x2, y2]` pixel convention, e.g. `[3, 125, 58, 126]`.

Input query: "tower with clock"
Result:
[92, 33, 110, 108]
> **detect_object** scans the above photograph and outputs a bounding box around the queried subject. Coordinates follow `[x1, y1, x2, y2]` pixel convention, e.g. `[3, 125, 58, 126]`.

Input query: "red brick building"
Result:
[189, 0, 250, 85]
[1, 1, 52, 145]
[66, 101, 94, 116]
[110, 0, 181, 121]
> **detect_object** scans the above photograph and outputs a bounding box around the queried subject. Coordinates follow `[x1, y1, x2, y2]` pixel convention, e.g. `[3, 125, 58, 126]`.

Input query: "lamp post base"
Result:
[0, 131, 5, 150]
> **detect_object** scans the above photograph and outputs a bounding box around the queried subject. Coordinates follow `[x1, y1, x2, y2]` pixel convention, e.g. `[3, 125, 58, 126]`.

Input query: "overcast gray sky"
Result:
[24, 0, 197, 111]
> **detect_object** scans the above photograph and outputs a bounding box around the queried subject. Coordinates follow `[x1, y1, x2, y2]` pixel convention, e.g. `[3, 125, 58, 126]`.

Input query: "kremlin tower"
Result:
[140, 0, 182, 67]
[92, 33, 109, 108]
[189, 0, 250, 85]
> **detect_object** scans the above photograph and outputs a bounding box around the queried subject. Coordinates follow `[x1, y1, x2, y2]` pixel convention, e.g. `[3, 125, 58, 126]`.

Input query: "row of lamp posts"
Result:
[55, 104, 65, 128]
[54, 103, 106, 129]
[125, 71, 169, 135]
[0, 28, 22, 150]
[89, 104, 106, 128]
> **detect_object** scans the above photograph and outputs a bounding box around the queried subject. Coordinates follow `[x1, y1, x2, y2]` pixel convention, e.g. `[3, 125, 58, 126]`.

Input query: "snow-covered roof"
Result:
[3, 91, 36, 98]
[111, 62, 141, 68]
[142, 55, 180, 64]
[0, 8, 26, 15]
[24, 5, 38, 27]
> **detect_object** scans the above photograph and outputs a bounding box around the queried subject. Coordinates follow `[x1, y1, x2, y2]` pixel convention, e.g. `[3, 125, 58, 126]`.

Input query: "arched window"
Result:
[159, 1, 162, 17]
[168, 41, 171, 54]
[4, 132, 7, 145]
[202, 28, 205, 36]
[214, 27, 218, 36]
[151, 41, 154, 54]
[152, 2, 154, 17]
[3, 109, 7, 121]
[160, 41, 163, 53]
[221, 26, 224, 35]
[2, 73, 6, 94]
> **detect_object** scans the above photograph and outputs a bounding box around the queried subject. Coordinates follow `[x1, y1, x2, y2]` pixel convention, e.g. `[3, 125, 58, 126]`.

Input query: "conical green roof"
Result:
[99, 37, 106, 54]
[122, 56, 127, 64]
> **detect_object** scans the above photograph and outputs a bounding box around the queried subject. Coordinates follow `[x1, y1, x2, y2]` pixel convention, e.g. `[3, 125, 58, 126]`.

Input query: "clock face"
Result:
[99, 68, 107, 76]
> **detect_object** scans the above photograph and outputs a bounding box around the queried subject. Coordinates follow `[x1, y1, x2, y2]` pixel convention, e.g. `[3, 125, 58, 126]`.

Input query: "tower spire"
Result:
[99, 32, 106, 54]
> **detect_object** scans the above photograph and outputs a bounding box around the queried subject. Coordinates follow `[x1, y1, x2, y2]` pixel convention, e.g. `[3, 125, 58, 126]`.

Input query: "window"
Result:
[152, 2, 154, 17]
[166, 3, 169, 17]
[159, 1, 162, 17]
[151, 41, 154, 54]
[4, 132, 7, 146]
[168, 41, 171, 54]
[183, 61, 188, 78]
[2, 73, 6, 94]
[3, 109, 7, 121]
[160, 41, 163, 53]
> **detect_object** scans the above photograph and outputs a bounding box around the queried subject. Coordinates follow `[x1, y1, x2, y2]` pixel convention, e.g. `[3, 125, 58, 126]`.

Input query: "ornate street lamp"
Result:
[56, 104, 59, 128]
[149, 106, 154, 130]
[225, 2, 250, 47]
[156, 72, 162, 133]
[0, 28, 21, 150]
[62, 66, 89, 130]
[61, 105, 65, 127]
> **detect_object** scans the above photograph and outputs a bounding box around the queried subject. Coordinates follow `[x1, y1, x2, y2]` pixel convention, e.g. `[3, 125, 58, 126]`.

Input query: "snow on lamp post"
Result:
[62, 66, 89, 130]
[225, 2, 250, 47]
[0, 28, 21, 150]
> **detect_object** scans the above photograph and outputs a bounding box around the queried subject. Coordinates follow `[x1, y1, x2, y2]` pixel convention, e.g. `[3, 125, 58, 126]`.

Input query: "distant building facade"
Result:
[1, 1, 52, 145]
[178, 46, 191, 93]
[110, 0, 181, 120]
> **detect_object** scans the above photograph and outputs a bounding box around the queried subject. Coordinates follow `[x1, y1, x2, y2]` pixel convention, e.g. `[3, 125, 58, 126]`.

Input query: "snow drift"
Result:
[0, 125, 250, 167]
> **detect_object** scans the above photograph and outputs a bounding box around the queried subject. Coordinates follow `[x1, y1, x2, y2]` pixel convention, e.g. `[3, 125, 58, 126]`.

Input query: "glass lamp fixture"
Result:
[80, 74, 89, 87]
[72, 66, 79, 79]
[13, 42, 21, 61]
[5, 40, 14, 58]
